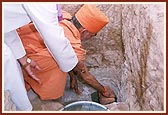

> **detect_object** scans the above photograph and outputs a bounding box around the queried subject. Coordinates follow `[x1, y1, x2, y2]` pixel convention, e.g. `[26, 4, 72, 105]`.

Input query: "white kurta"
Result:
[3, 3, 78, 111]
[4, 43, 32, 111]
[4, 4, 78, 72]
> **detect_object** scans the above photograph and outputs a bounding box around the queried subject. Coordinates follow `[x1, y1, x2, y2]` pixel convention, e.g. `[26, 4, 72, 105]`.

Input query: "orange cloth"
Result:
[17, 23, 67, 100]
[61, 11, 86, 61]
[17, 12, 86, 100]
[75, 4, 109, 33]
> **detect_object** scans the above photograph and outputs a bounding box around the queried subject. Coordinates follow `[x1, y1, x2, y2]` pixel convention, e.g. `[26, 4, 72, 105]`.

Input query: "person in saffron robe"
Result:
[4, 4, 77, 111]
[17, 4, 116, 105]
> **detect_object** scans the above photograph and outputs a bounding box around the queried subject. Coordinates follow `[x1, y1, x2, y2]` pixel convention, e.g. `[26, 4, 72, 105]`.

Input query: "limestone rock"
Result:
[41, 102, 63, 111]
[26, 4, 165, 111]
[4, 90, 16, 111]
[105, 102, 130, 111]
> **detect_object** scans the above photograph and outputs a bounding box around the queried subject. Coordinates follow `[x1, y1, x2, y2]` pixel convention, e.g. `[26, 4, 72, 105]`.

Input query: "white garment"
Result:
[4, 3, 78, 72]
[23, 4, 78, 72]
[3, 3, 78, 111]
[4, 43, 32, 111]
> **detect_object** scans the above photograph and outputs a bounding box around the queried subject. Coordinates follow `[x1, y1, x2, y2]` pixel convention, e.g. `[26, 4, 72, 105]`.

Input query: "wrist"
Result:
[18, 55, 27, 65]
[102, 86, 108, 96]
[18, 55, 31, 68]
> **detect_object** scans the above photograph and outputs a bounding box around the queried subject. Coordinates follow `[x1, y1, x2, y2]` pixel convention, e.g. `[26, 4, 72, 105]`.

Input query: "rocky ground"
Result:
[4, 4, 165, 112]
[27, 74, 129, 111]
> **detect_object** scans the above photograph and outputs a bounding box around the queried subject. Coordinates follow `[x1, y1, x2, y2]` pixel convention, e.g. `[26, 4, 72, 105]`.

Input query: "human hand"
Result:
[98, 86, 116, 105]
[101, 86, 116, 98]
[70, 76, 81, 95]
[69, 71, 81, 95]
[18, 55, 42, 84]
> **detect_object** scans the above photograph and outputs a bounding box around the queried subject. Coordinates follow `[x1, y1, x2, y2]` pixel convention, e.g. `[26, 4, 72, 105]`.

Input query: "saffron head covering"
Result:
[75, 4, 109, 33]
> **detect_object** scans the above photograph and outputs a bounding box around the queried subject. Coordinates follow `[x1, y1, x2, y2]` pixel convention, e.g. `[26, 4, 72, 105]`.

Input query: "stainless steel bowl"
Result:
[60, 101, 109, 111]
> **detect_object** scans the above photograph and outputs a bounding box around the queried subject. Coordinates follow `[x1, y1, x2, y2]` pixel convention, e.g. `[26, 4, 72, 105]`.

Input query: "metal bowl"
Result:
[60, 101, 109, 111]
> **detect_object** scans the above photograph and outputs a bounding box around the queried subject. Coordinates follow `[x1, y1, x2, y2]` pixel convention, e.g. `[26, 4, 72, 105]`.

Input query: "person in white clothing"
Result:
[3, 3, 78, 111]
[4, 43, 33, 111]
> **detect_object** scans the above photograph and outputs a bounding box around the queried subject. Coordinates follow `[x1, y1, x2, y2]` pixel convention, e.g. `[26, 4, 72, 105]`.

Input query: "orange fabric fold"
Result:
[60, 11, 86, 61]
[17, 23, 67, 100]
[17, 11, 86, 100]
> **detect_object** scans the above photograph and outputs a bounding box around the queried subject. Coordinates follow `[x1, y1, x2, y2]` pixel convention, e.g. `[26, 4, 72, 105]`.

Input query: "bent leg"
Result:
[17, 23, 67, 100]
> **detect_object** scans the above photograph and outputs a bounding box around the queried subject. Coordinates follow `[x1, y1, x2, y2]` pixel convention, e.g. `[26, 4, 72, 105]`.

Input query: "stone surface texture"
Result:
[4, 90, 16, 111]
[120, 4, 165, 111]
[4, 3, 165, 111]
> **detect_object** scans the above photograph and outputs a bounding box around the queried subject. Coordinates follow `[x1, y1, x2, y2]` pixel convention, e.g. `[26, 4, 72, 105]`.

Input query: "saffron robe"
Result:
[17, 11, 86, 100]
